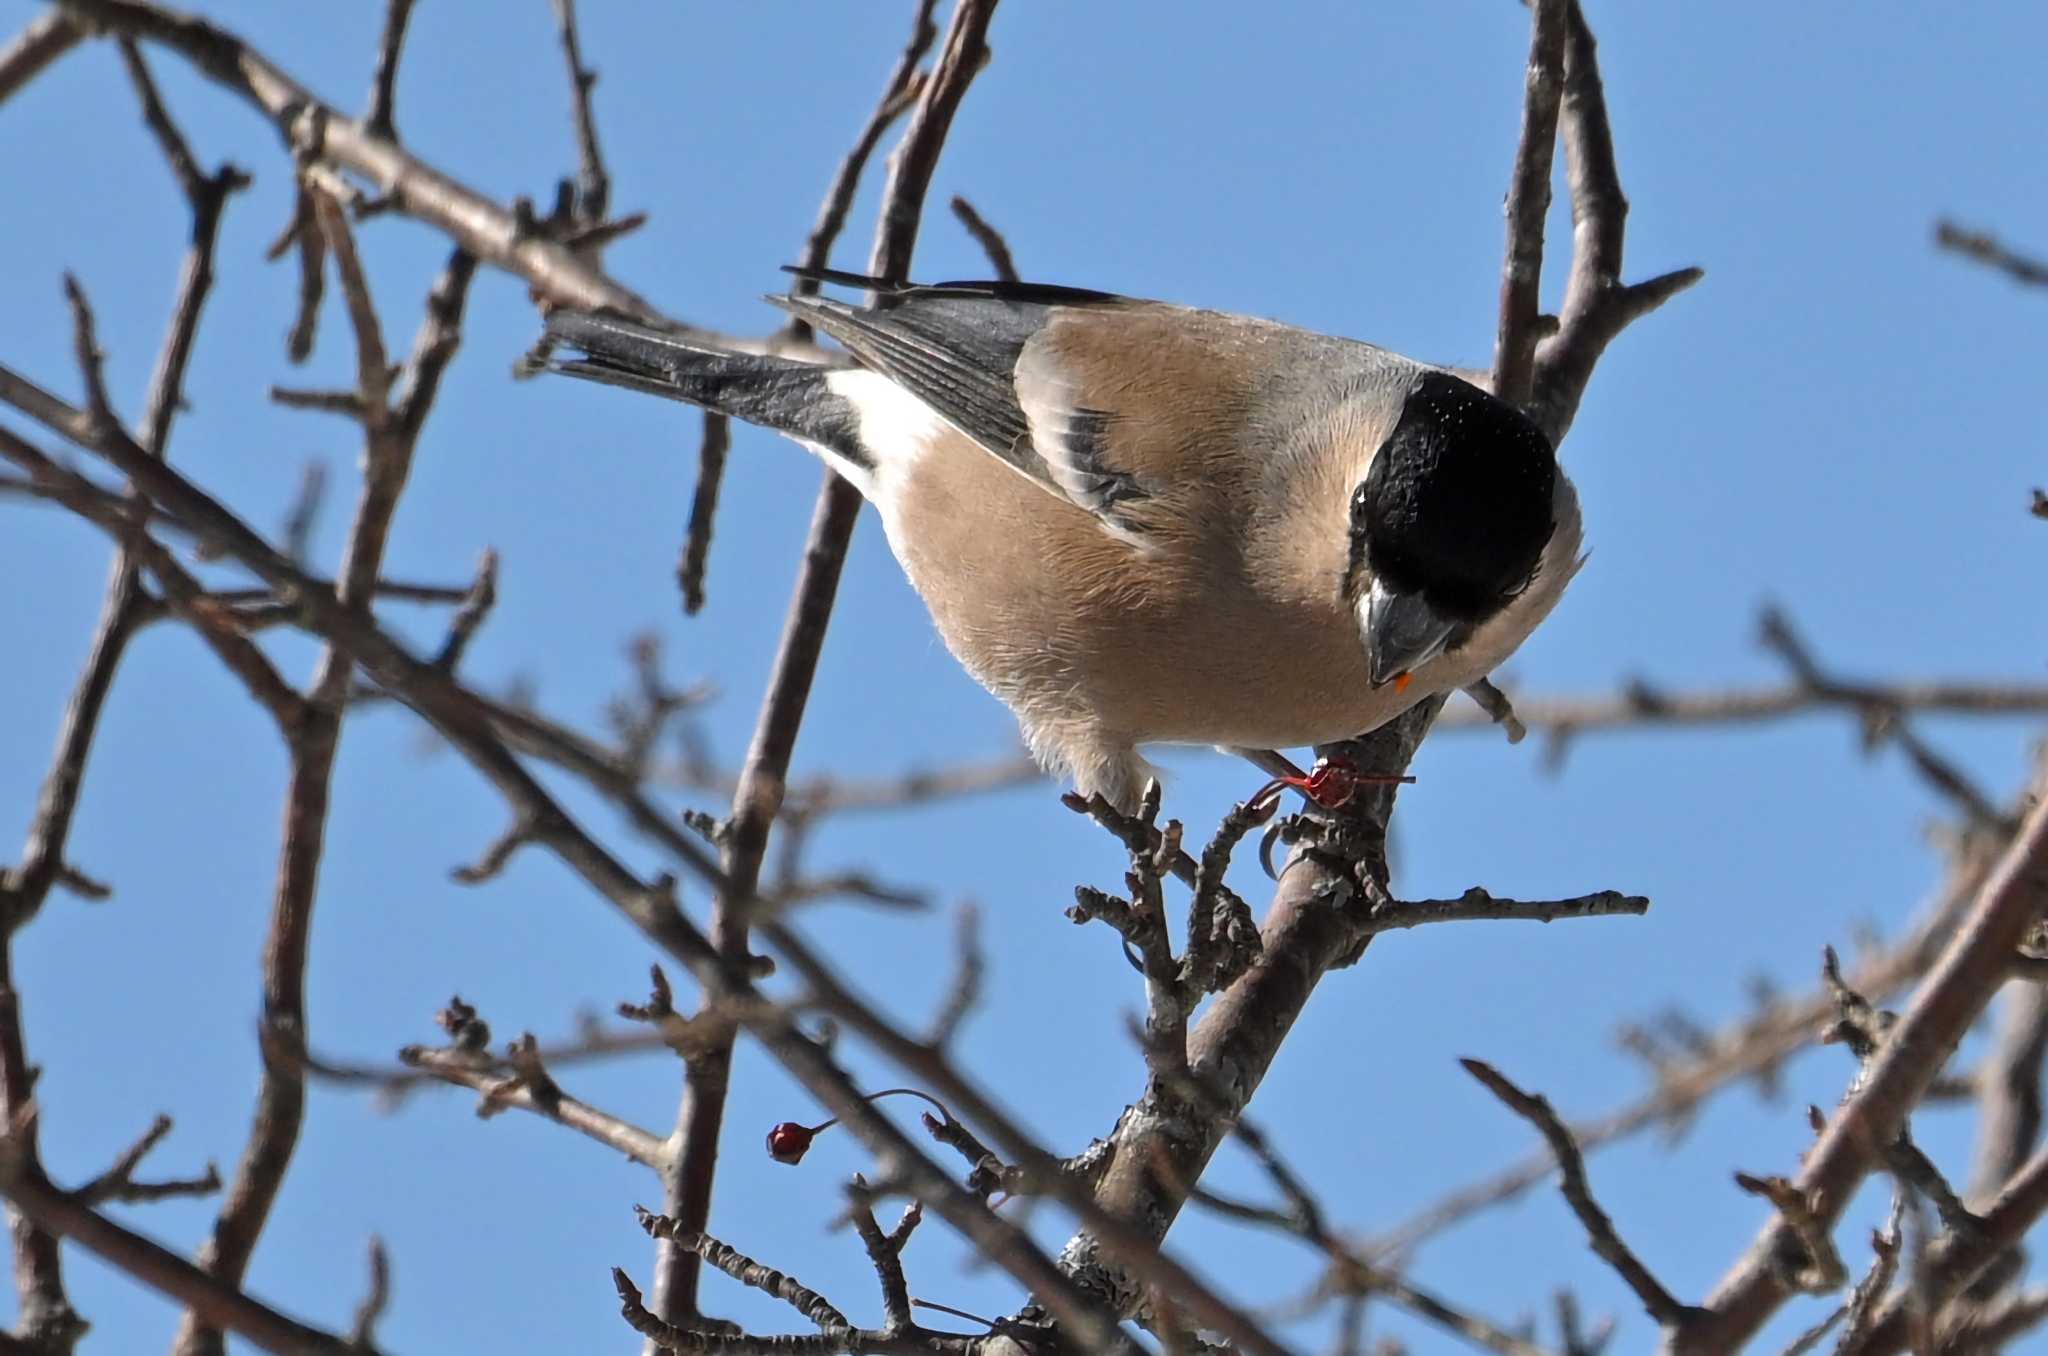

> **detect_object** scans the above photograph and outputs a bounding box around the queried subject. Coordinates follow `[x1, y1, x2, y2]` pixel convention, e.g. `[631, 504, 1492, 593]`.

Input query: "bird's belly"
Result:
[881, 433, 1431, 753]
[1095, 646, 1417, 749]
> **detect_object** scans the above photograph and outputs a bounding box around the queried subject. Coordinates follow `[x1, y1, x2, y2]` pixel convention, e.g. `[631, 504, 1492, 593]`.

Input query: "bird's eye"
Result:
[1349, 484, 1371, 523]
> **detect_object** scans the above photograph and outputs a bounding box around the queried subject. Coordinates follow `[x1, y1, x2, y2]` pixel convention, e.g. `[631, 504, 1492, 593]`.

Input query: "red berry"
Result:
[765, 1121, 815, 1164]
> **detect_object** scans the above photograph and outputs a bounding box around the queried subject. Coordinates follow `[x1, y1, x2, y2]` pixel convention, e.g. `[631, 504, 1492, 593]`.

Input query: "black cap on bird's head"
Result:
[1346, 370, 1558, 688]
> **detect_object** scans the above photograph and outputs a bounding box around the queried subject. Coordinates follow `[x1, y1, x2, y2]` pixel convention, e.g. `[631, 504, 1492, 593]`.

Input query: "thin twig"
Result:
[550, 0, 609, 221]
[676, 411, 728, 615]
[1526, 0, 1703, 444]
[926, 904, 984, 1048]
[278, 460, 327, 563]
[948, 196, 1018, 282]
[1935, 220, 2048, 289]
[347, 1237, 390, 1350]
[72, 1115, 221, 1206]
[845, 1184, 919, 1333]
[399, 1037, 666, 1167]
[433, 548, 499, 671]
[1438, 673, 2048, 750]
[782, 0, 940, 340]
[1463, 1059, 1699, 1330]
[1360, 887, 1647, 937]
[363, 0, 415, 140]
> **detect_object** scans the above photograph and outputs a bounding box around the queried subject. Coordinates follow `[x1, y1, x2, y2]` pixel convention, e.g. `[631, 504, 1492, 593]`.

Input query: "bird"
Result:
[528, 268, 1583, 813]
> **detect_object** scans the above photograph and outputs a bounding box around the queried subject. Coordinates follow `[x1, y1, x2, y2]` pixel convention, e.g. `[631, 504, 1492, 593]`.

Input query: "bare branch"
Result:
[57, 0, 811, 351]
[1840, 1142, 2048, 1352]
[1460, 677, 1528, 743]
[1371, 841, 1993, 1255]
[639, 1208, 850, 1331]
[348, 1237, 391, 1351]
[0, 423, 306, 741]
[164, 150, 472, 1356]
[0, 11, 84, 107]
[1759, 607, 2011, 832]
[1164, 1107, 1554, 1356]
[271, 188, 327, 363]
[1463, 1059, 1698, 1330]
[1729, 1173, 1845, 1294]
[73, 1115, 221, 1206]
[309, 190, 392, 418]
[399, 1034, 666, 1168]
[926, 904, 984, 1048]
[1958, 979, 2048, 1296]
[1678, 794, 2048, 1352]
[1935, 220, 2048, 289]
[1828, 1192, 1904, 1353]
[1526, 0, 1704, 443]
[0, 1146, 374, 1355]
[782, 0, 940, 337]
[676, 411, 728, 616]
[363, 0, 415, 141]
[0, 984, 84, 1352]
[450, 815, 541, 884]
[1933, 1287, 2048, 1350]
[1359, 886, 1648, 937]
[763, 871, 927, 913]
[277, 459, 328, 563]
[115, 36, 212, 204]
[432, 547, 499, 672]
[1437, 672, 2048, 749]
[844, 1183, 919, 1333]
[4, 270, 1150, 1356]
[550, 0, 609, 221]
[1491, 0, 1567, 409]
[948, 196, 1018, 282]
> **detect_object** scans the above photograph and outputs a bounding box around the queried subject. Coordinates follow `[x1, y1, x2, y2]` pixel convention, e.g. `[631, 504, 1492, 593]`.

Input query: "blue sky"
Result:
[2, 2, 2046, 1352]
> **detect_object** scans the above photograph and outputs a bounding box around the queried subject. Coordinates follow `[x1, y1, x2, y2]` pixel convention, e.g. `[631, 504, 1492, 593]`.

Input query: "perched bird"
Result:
[531, 269, 1582, 812]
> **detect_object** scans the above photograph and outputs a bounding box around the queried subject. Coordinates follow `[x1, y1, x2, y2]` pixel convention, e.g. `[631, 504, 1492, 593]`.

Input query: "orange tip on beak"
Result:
[1393, 671, 1414, 694]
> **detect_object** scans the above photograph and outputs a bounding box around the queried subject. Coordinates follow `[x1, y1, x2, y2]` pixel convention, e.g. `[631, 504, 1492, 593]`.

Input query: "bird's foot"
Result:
[1245, 755, 1410, 879]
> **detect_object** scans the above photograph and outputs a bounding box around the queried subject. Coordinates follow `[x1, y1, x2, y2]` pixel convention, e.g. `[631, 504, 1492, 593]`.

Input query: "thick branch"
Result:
[0, 11, 83, 107]
[0, 1154, 373, 1355]
[1676, 794, 2048, 1353]
[1847, 1142, 2048, 1353]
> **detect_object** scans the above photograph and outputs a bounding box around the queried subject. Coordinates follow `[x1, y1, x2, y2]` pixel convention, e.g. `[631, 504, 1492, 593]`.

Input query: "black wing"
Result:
[769, 269, 1134, 503]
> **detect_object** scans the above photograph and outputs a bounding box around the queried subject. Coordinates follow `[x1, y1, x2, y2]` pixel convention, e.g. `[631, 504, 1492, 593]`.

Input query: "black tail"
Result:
[523, 311, 869, 471]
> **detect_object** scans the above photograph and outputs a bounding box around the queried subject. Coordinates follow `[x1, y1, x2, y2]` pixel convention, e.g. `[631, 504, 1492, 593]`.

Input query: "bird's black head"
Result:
[1345, 371, 1558, 625]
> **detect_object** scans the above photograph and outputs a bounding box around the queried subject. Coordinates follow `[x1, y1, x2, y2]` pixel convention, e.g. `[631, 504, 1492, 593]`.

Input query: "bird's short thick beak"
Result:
[1363, 579, 1457, 689]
